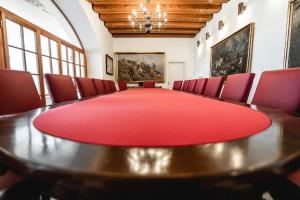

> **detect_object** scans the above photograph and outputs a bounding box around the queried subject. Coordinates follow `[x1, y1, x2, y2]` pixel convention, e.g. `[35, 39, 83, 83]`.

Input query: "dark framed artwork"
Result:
[116, 52, 165, 83]
[106, 54, 113, 76]
[285, 0, 300, 68]
[210, 23, 255, 77]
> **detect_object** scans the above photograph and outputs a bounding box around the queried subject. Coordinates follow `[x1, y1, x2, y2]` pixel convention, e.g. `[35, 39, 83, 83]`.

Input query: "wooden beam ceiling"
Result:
[88, 0, 229, 38]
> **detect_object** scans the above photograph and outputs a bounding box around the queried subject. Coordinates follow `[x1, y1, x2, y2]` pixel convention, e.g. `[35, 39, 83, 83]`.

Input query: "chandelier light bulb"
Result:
[156, 4, 160, 12]
[140, 3, 144, 9]
[128, 15, 131, 21]
[164, 12, 167, 17]
[132, 10, 137, 17]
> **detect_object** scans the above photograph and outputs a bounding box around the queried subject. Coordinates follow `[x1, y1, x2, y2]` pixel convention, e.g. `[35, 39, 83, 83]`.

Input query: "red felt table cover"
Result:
[33, 89, 271, 147]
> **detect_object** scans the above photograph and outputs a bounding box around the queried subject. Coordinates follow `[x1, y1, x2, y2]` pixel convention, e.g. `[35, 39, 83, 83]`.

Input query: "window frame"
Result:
[0, 7, 87, 105]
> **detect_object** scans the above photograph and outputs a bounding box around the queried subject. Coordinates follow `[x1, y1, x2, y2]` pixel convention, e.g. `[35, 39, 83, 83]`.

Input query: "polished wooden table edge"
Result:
[0, 88, 299, 182]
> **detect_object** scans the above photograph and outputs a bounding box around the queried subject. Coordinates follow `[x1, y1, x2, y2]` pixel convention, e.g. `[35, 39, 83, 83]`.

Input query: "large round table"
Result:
[0, 88, 299, 199]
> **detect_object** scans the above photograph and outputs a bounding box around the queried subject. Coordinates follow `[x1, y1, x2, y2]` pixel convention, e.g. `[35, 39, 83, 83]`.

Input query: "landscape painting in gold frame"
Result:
[116, 52, 165, 83]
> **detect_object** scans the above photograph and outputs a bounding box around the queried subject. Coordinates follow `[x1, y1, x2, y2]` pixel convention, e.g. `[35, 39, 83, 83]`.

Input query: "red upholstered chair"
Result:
[187, 79, 197, 93]
[103, 80, 112, 93]
[172, 81, 183, 91]
[110, 80, 117, 92]
[0, 69, 42, 115]
[252, 68, 300, 113]
[92, 79, 106, 95]
[144, 81, 155, 88]
[0, 69, 43, 189]
[203, 77, 224, 98]
[45, 74, 78, 104]
[193, 78, 208, 95]
[181, 80, 190, 91]
[75, 77, 97, 98]
[220, 73, 255, 103]
[118, 80, 128, 91]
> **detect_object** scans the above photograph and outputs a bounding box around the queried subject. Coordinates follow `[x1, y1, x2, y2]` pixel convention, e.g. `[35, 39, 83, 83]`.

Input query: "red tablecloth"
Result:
[33, 89, 271, 147]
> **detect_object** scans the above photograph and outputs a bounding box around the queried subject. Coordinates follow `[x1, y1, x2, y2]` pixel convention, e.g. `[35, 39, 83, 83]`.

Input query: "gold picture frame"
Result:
[284, 0, 300, 68]
[116, 52, 166, 83]
[210, 23, 255, 77]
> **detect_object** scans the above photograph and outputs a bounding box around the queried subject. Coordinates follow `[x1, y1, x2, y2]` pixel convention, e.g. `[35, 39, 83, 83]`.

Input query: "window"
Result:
[2, 8, 87, 106]
[6, 19, 40, 94]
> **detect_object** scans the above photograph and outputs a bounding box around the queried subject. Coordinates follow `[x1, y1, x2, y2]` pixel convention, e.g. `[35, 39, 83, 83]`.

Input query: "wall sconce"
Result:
[197, 40, 201, 47]
[218, 20, 224, 30]
[238, 2, 247, 15]
[206, 32, 211, 40]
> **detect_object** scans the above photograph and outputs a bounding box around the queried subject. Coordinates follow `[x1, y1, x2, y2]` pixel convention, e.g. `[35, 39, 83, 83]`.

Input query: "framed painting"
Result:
[106, 54, 113, 76]
[116, 52, 165, 83]
[210, 23, 255, 77]
[285, 0, 300, 68]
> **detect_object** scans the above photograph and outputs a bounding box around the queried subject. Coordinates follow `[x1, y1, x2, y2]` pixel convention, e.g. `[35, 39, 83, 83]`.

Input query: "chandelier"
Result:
[128, 0, 168, 34]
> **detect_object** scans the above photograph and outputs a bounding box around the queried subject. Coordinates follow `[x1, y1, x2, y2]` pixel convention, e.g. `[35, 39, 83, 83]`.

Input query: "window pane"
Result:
[80, 53, 85, 66]
[41, 35, 49, 56]
[25, 52, 38, 74]
[50, 40, 58, 58]
[32, 75, 40, 94]
[75, 51, 80, 65]
[42, 56, 51, 74]
[61, 45, 67, 61]
[62, 61, 68, 75]
[75, 65, 80, 77]
[67, 48, 73, 63]
[8, 47, 24, 71]
[52, 59, 59, 74]
[45, 95, 52, 106]
[44, 79, 49, 95]
[6, 19, 22, 48]
[23, 27, 36, 52]
[68, 63, 74, 77]
[81, 67, 85, 77]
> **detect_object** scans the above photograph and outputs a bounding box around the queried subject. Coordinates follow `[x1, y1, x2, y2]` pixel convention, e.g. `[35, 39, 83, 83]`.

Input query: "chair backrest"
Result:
[144, 81, 155, 88]
[182, 80, 190, 91]
[110, 80, 117, 92]
[203, 76, 224, 98]
[45, 74, 78, 104]
[220, 73, 255, 103]
[92, 79, 106, 95]
[193, 78, 208, 95]
[118, 80, 128, 91]
[0, 69, 42, 115]
[103, 80, 112, 93]
[75, 77, 97, 98]
[187, 79, 197, 93]
[173, 81, 183, 91]
[252, 68, 300, 113]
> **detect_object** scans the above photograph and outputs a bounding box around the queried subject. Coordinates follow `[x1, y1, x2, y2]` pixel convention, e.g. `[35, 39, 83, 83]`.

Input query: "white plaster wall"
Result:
[194, 0, 289, 102]
[54, 0, 114, 80]
[113, 38, 195, 87]
[0, 0, 78, 46]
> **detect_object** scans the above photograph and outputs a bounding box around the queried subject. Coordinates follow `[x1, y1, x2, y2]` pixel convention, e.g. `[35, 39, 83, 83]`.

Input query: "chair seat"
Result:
[0, 171, 21, 190]
[288, 169, 300, 187]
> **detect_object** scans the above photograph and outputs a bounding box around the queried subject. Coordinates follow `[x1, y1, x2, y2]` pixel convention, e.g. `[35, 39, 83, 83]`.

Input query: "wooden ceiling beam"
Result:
[112, 33, 196, 38]
[100, 13, 212, 22]
[109, 28, 200, 34]
[89, 0, 228, 3]
[105, 21, 205, 29]
[94, 8, 221, 15]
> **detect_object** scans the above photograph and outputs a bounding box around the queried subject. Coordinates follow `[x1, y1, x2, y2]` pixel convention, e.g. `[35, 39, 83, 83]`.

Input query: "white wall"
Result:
[0, 0, 79, 46]
[113, 38, 195, 87]
[54, 0, 114, 80]
[194, 0, 289, 102]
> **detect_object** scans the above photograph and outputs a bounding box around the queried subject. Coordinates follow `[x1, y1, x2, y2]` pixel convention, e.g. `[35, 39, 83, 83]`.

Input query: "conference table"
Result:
[0, 88, 299, 199]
